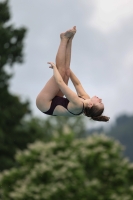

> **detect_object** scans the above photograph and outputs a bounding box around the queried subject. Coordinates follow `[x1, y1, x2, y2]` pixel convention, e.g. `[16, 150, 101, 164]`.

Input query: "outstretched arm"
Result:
[70, 69, 90, 99]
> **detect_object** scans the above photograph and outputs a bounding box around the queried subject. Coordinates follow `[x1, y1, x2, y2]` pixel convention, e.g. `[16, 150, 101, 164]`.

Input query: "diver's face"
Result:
[91, 96, 104, 109]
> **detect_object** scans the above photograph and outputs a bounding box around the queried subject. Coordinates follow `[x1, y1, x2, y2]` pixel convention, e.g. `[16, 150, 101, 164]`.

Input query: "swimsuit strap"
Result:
[67, 102, 84, 115]
[67, 96, 85, 115]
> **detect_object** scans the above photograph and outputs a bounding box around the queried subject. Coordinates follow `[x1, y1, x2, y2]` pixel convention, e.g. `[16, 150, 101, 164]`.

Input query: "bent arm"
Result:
[70, 69, 81, 85]
[48, 62, 80, 105]
[70, 69, 90, 99]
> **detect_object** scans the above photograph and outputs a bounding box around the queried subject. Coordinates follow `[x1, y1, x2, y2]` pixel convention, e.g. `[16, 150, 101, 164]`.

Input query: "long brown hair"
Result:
[84, 105, 110, 122]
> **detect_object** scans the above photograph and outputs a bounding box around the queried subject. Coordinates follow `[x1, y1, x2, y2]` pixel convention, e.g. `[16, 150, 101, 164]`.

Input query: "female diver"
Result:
[36, 26, 110, 122]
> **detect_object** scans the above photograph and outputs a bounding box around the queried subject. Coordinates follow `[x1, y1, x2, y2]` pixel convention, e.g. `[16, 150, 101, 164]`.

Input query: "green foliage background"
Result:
[0, 0, 31, 171]
[0, 133, 133, 200]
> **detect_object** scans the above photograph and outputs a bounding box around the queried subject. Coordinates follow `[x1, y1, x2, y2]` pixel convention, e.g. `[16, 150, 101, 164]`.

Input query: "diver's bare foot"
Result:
[69, 26, 76, 40]
[60, 26, 76, 39]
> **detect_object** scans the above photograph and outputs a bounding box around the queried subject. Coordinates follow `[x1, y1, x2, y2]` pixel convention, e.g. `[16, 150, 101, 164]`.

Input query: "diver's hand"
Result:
[47, 62, 56, 69]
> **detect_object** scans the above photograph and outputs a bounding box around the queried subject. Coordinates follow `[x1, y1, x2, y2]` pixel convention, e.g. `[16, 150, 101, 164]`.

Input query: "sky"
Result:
[4, 0, 133, 127]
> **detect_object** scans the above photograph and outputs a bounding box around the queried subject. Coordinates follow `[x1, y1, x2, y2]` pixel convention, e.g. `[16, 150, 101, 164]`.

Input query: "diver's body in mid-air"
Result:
[36, 26, 109, 122]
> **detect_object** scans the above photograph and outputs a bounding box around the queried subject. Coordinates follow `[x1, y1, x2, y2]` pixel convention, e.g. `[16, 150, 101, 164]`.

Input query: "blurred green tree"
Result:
[13, 115, 86, 146]
[0, 133, 133, 200]
[0, 0, 31, 170]
[43, 115, 86, 138]
[108, 114, 133, 161]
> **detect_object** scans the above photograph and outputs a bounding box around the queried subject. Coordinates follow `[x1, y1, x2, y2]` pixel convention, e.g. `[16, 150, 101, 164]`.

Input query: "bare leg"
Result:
[65, 26, 76, 71]
[36, 27, 76, 111]
[55, 37, 68, 76]
[64, 37, 73, 85]
[56, 26, 76, 96]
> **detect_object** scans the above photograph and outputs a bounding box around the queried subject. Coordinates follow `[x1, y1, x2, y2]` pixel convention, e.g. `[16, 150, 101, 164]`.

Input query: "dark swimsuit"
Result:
[43, 96, 84, 116]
